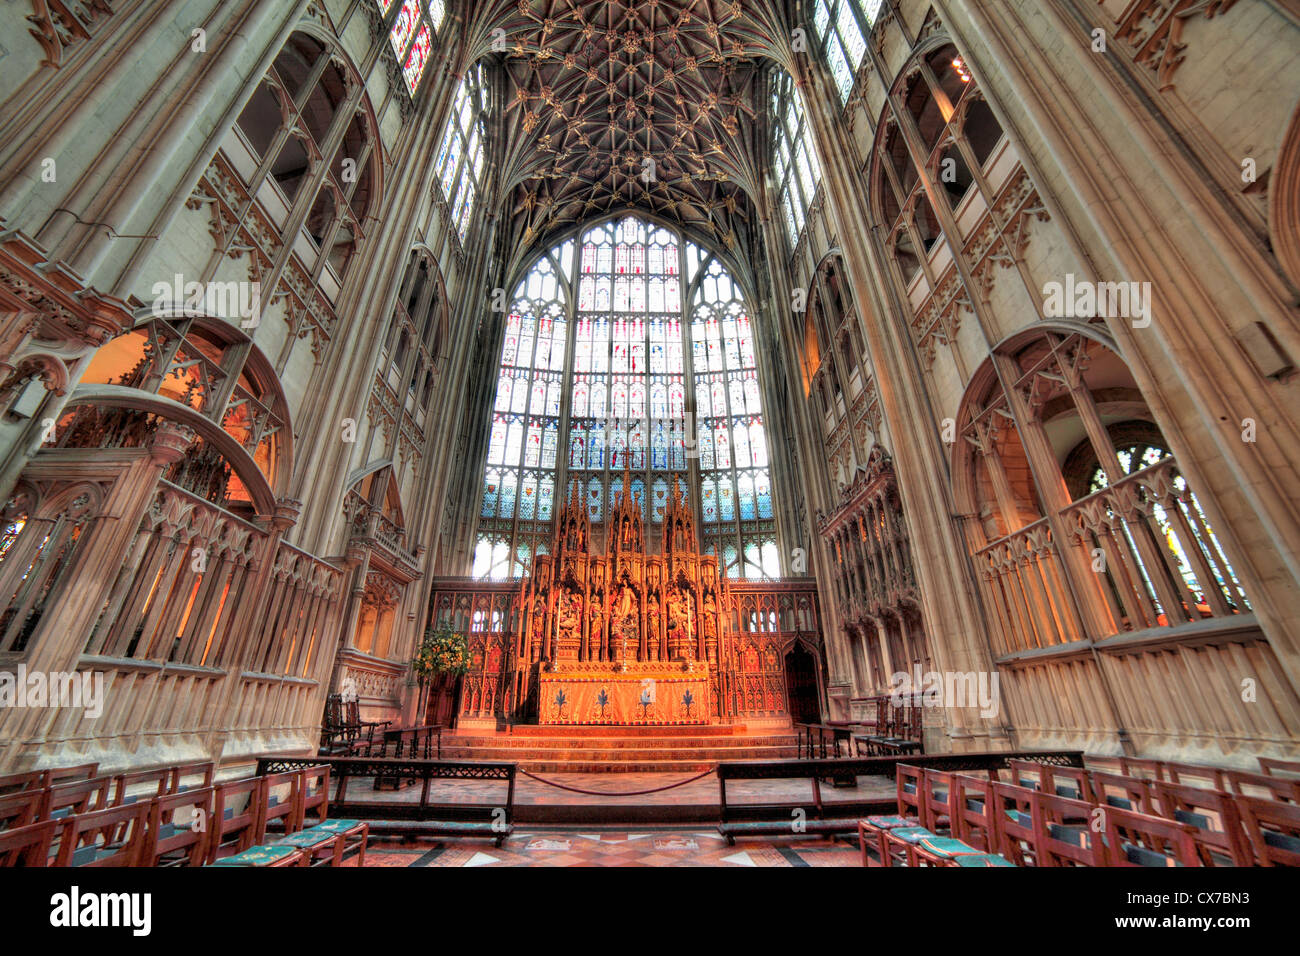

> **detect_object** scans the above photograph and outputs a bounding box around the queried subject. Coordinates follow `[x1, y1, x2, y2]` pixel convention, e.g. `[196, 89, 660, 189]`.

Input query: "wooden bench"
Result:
[256, 755, 516, 847]
[717, 758, 873, 844]
[795, 722, 853, 759]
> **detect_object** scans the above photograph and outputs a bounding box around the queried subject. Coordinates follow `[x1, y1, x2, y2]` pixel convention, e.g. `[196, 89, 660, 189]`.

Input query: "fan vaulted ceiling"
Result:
[482, 0, 790, 265]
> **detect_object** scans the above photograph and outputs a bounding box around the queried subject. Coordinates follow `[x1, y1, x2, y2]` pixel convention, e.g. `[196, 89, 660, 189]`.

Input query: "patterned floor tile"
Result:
[357, 828, 859, 867]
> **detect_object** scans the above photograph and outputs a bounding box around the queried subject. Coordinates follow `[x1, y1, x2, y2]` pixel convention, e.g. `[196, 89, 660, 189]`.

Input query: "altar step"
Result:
[441, 726, 799, 772]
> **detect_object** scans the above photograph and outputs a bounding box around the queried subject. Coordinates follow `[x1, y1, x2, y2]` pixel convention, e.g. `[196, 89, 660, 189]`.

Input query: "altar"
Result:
[451, 467, 797, 729]
[538, 662, 711, 725]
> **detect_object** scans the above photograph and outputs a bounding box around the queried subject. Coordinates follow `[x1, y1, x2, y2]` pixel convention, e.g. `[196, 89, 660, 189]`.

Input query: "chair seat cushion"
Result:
[887, 827, 934, 844]
[915, 836, 980, 858]
[210, 844, 300, 866]
[864, 815, 915, 830]
[310, 819, 364, 834]
[272, 831, 337, 849]
[953, 853, 1016, 867]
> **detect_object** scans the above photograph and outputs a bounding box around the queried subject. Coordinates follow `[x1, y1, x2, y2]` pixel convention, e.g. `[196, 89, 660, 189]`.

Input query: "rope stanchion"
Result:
[516, 767, 716, 797]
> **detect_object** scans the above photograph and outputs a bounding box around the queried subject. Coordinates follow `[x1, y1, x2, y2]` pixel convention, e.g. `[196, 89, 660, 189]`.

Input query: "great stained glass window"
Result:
[771, 71, 823, 248]
[380, 0, 446, 94]
[473, 216, 779, 581]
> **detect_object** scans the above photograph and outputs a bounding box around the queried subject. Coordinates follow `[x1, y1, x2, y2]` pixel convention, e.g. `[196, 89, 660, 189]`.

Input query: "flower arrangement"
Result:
[411, 625, 469, 682]
[410, 625, 469, 722]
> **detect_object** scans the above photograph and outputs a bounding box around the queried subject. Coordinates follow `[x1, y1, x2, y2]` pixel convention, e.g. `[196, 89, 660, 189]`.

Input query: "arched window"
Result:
[811, 0, 880, 104]
[377, 0, 446, 94]
[770, 71, 822, 248]
[436, 65, 489, 243]
[472, 216, 778, 580]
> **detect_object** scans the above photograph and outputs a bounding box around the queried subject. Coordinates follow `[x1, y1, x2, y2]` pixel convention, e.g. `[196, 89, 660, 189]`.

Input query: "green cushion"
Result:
[888, 827, 934, 844]
[210, 844, 299, 866]
[272, 831, 336, 849]
[953, 853, 1016, 867]
[311, 819, 363, 834]
[864, 815, 915, 829]
[916, 836, 981, 858]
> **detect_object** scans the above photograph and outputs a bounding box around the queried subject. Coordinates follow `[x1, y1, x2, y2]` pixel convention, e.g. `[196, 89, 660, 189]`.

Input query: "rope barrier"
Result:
[516, 767, 716, 796]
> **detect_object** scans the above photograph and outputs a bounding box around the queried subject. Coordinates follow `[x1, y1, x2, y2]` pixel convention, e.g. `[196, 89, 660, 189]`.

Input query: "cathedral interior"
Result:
[1, 0, 1299, 876]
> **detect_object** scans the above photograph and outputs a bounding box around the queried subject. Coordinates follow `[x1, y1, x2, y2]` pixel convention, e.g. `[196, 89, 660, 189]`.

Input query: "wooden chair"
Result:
[1258, 757, 1300, 779]
[211, 775, 317, 868]
[1090, 771, 1154, 814]
[1101, 806, 1201, 866]
[1151, 781, 1251, 866]
[895, 764, 927, 826]
[1234, 794, 1300, 866]
[1163, 762, 1226, 790]
[858, 765, 929, 867]
[42, 763, 99, 787]
[1225, 769, 1300, 803]
[1007, 759, 1046, 791]
[54, 802, 151, 867]
[0, 790, 44, 831]
[296, 764, 367, 866]
[209, 776, 265, 863]
[43, 776, 113, 819]
[0, 820, 56, 866]
[259, 770, 302, 837]
[265, 766, 346, 867]
[1035, 791, 1107, 867]
[950, 773, 1001, 853]
[171, 761, 215, 792]
[1043, 765, 1095, 803]
[920, 769, 956, 834]
[146, 787, 214, 866]
[1117, 757, 1166, 781]
[0, 771, 43, 797]
[111, 768, 172, 809]
[992, 782, 1042, 866]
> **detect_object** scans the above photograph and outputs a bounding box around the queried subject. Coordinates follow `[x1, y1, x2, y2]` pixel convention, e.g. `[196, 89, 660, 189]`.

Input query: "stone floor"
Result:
[342, 771, 895, 807]
[347, 828, 862, 867]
